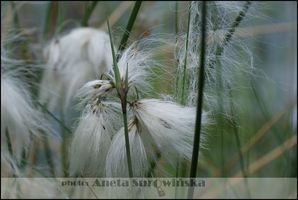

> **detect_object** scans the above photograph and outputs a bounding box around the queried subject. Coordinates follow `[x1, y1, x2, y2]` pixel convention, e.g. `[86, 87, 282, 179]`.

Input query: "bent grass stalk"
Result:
[224, 101, 295, 172]
[188, 1, 207, 199]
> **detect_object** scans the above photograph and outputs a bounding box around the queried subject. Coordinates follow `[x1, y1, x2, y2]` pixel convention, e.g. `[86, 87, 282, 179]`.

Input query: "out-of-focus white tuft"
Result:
[39, 28, 113, 112]
[69, 101, 121, 177]
[1, 72, 51, 163]
[132, 99, 208, 164]
[105, 121, 149, 177]
[111, 41, 156, 97]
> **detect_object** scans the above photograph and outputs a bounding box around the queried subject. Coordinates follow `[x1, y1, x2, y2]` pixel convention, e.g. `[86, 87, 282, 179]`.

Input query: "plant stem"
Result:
[36, 101, 72, 134]
[146, 151, 161, 177]
[107, 20, 133, 178]
[81, 1, 99, 27]
[228, 86, 251, 198]
[117, 1, 142, 59]
[175, 1, 178, 36]
[60, 110, 69, 177]
[5, 128, 13, 156]
[43, 1, 59, 41]
[43, 136, 56, 176]
[121, 99, 133, 177]
[10, 2, 20, 29]
[216, 61, 225, 176]
[188, 1, 207, 199]
[208, 1, 251, 69]
[180, 2, 192, 105]
[174, 1, 179, 98]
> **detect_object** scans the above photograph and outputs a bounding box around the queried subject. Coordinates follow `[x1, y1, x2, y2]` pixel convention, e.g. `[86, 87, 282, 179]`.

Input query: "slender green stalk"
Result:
[60, 110, 69, 177]
[10, 2, 20, 29]
[146, 151, 161, 177]
[174, 159, 180, 198]
[117, 1, 142, 59]
[228, 87, 247, 178]
[180, 2, 192, 105]
[107, 21, 121, 89]
[208, 1, 251, 69]
[43, 1, 59, 40]
[81, 1, 99, 27]
[174, 1, 180, 98]
[107, 20, 133, 177]
[228, 87, 251, 198]
[36, 101, 72, 134]
[200, 1, 251, 180]
[216, 60, 225, 176]
[188, 1, 207, 199]
[175, 1, 178, 36]
[43, 136, 56, 176]
[5, 128, 13, 156]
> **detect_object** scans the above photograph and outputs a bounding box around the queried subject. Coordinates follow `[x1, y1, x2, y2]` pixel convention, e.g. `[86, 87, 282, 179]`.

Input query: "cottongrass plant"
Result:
[176, 1, 255, 111]
[1, 51, 52, 165]
[69, 33, 209, 177]
[39, 28, 113, 112]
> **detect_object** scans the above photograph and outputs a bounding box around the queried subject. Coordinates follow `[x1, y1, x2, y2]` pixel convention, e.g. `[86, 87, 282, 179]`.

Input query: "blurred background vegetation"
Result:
[1, 1, 297, 178]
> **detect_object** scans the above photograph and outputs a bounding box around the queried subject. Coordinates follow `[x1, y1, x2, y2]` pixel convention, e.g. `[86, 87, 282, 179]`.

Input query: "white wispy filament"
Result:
[106, 121, 148, 177]
[133, 99, 208, 161]
[105, 98, 208, 177]
[69, 101, 121, 177]
[1, 73, 48, 163]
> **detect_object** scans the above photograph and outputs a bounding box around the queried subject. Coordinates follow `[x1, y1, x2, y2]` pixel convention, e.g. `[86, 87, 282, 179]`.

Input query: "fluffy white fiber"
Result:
[111, 40, 157, 97]
[133, 99, 208, 162]
[176, 1, 256, 110]
[105, 122, 149, 177]
[1, 72, 50, 163]
[69, 101, 121, 177]
[39, 28, 113, 112]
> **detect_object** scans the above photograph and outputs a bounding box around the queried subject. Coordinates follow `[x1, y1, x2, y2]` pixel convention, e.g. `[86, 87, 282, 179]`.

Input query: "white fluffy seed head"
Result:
[69, 101, 121, 177]
[105, 121, 149, 177]
[111, 40, 157, 97]
[1, 72, 52, 163]
[76, 80, 114, 107]
[175, 1, 258, 116]
[132, 99, 208, 164]
[39, 28, 113, 112]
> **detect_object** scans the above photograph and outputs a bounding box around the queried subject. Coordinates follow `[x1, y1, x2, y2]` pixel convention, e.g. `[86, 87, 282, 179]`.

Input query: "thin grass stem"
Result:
[188, 1, 207, 199]
[81, 1, 99, 27]
[36, 101, 72, 134]
[5, 128, 13, 156]
[180, 2, 191, 105]
[107, 20, 133, 178]
[117, 1, 142, 59]
[43, 136, 55, 176]
[43, 2, 59, 41]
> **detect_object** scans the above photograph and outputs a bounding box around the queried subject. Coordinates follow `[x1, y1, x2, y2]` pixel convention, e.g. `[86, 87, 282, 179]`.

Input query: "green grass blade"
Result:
[117, 1, 142, 58]
[107, 20, 121, 90]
